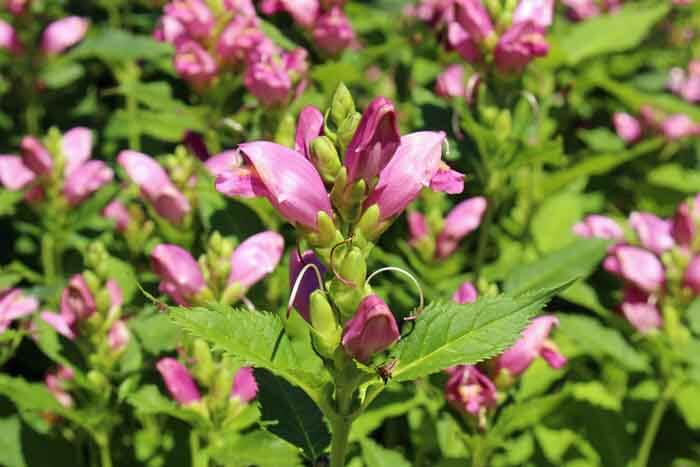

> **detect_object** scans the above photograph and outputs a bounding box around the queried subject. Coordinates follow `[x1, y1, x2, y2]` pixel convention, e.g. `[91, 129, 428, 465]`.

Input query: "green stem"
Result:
[635, 380, 679, 467]
[329, 415, 352, 467]
[474, 198, 495, 281]
[470, 435, 487, 467]
[189, 430, 209, 467]
[95, 433, 112, 467]
[41, 234, 57, 285]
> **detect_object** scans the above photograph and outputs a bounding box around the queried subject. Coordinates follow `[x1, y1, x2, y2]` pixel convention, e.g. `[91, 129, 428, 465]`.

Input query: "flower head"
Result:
[150, 244, 205, 306]
[342, 294, 400, 362]
[41, 17, 89, 54]
[228, 231, 284, 290]
[156, 358, 201, 404]
[495, 315, 566, 376]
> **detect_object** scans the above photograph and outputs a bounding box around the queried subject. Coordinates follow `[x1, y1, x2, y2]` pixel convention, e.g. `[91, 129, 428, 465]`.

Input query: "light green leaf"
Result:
[351, 388, 422, 441]
[69, 28, 173, 63]
[391, 284, 569, 382]
[127, 385, 210, 428]
[361, 438, 411, 467]
[530, 193, 584, 252]
[534, 426, 578, 464]
[40, 61, 84, 89]
[0, 190, 24, 217]
[688, 299, 700, 336]
[570, 382, 621, 411]
[675, 384, 700, 429]
[130, 309, 181, 355]
[209, 430, 303, 467]
[648, 164, 700, 194]
[490, 393, 566, 440]
[0, 415, 26, 467]
[577, 128, 625, 152]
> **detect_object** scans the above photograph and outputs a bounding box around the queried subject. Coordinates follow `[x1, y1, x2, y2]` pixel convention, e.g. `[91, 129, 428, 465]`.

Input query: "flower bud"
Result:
[0, 289, 38, 333]
[231, 367, 258, 403]
[342, 294, 400, 363]
[310, 290, 341, 357]
[436, 197, 487, 259]
[163, 0, 214, 40]
[495, 315, 566, 376]
[63, 160, 113, 206]
[455, 0, 494, 42]
[620, 287, 662, 334]
[672, 195, 700, 247]
[103, 200, 130, 232]
[0, 156, 35, 191]
[41, 17, 89, 55]
[108, 320, 130, 354]
[661, 114, 699, 141]
[613, 112, 642, 144]
[493, 22, 549, 73]
[150, 244, 206, 306]
[21, 136, 52, 176]
[313, 7, 355, 56]
[156, 358, 201, 405]
[339, 247, 366, 288]
[435, 64, 466, 99]
[61, 274, 96, 323]
[572, 215, 624, 241]
[453, 282, 478, 304]
[0, 19, 22, 54]
[244, 55, 293, 108]
[217, 15, 265, 64]
[295, 106, 325, 160]
[609, 246, 665, 293]
[629, 212, 674, 254]
[329, 82, 356, 129]
[310, 136, 342, 182]
[684, 256, 700, 294]
[229, 231, 284, 290]
[174, 40, 218, 88]
[45, 366, 74, 408]
[335, 112, 362, 153]
[445, 365, 497, 416]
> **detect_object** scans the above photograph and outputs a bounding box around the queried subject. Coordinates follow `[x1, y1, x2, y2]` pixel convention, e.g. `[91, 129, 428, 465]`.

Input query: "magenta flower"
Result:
[613, 112, 642, 144]
[229, 231, 284, 290]
[495, 315, 566, 376]
[493, 22, 549, 73]
[45, 366, 75, 408]
[289, 250, 326, 321]
[224, 0, 257, 16]
[60, 274, 96, 323]
[41, 17, 89, 54]
[454, 0, 494, 42]
[156, 358, 201, 404]
[680, 75, 700, 104]
[620, 287, 662, 333]
[444, 365, 497, 416]
[605, 245, 665, 293]
[63, 160, 113, 206]
[512, 0, 554, 31]
[672, 195, 700, 247]
[344, 97, 401, 185]
[684, 256, 700, 295]
[215, 141, 332, 230]
[217, 15, 265, 64]
[0, 289, 38, 333]
[261, 0, 320, 28]
[562, 0, 600, 20]
[629, 212, 674, 254]
[447, 22, 480, 63]
[572, 214, 624, 241]
[0, 156, 35, 190]
[6, 0, 28, 16]
[294, 106, 325, 160]
[231, 367, 258, 403]
[103, 200, 131, 232]
[108, 320, 130, 353]
[61, 127, 93, 175]
[408, 211, 429, 247]
[244, 55, 293, 107]
[174, 40, 218, 87]
[435, 196, 487, 258]
[0, 19, 21, 54]
[117, 150, 191, 223]
[154, 15, 187, 44]
[342, 294, 400, 362]
[205, 150, 242, 178]
[41, 311, 76, 340]
[661, 114, 699, 141]
[313, 7, 355, 56]
[435, 64, 466, 99]
[452, 282, 478, 304]
[163, 0, 214, 40]
[151, 244, 205, 306]
[20, 136, 52, 176]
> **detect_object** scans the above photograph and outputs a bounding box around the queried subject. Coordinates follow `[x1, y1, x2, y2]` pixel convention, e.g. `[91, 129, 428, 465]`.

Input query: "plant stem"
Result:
[329, 415, 352, 467]
[470, 434, 487, 467]
[474, 198, 495, 281]
[95, 433, 112, 467]
[189, 430, 209, 467]
[41, 234, 57, 285]
[635, 380, 679, 467]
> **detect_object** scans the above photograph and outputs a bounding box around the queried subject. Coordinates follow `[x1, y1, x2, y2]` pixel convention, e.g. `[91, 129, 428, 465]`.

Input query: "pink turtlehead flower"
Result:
[261, 0, 320, 28]
[445, 365, 497, 416]
[681, 75, 700, 103]
[6, 0, 29, 16]
[620, 287, 662, 333]
[150, 244, 205, 306]
[224, 0, 257, 16]
[429, 163, 465, 194]
[446, 22, 480, 63]
[228, 231, 284, 290]
[672, 195, 700, 247]
[409, 0, 456, 26]
[452, 282, 478, 304]
[231, 367, 258, 403]
[435, 64, 466, 99]
[684, 256, 700, 295]
[496, 315, 566, 376]
[244, 55, 293, 107]
[289, 250, 326, 321]
[667, 67, 687, 94]
[108, 320, 130, 353]
[454, 0, 494, 42]
[629, 212, 674, 254]
[163, 0, 214, 40]
[41, 17, 89, 54]
[0, 19, 21, 54]
[60, 274, 96, 323]
[61, 127, 93, 175]
[493, 22, 549, 73]
[0, 289, 38, 333]
[512, 0, 554, 31]
[174, 40, 218, 87]
[156, 358, 201, 404]
[118, 150, 191, 223]
[408, 211, 429, 247]
[205, 150, 242, 178]
[103, 200, 131, 232]
[344, 97, 401, 185]
[20, 136, 52, 175]
[572, 214, 625, 241]
[294, 106, 325, 160]
[661, 114, 699, 141]
[63, 160, 113, 206]
[153, 15, 187, 45]
[45, 366, 75, 408]
[217, 15, 265, 64]
[0, 156, 35, 190]
[606, 245, 665, 293]
[313, 7, 355, 56]
[436, 196, 487, 258]
[342, 294, 400, 362]
[215, 141, 332, 230]
[613, 112, 642, 144]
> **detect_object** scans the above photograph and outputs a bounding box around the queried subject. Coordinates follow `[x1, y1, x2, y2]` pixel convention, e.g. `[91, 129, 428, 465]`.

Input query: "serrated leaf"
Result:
[209, 430, 303, 467]
[127, 385, 209, 428]
[169, 306, 329, 406]
[391, 284, 568, 382]
[557, 314, 649, 372]
[130, 310, 181, 355]
[504, 238, 609, 297]
[361, 438, 411, 467]
[570, 382, 621, 411]
[255, 369, 330, 460]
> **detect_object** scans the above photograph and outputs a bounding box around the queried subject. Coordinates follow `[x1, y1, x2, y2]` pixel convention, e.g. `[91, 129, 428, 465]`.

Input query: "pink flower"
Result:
[63, 160, 113, 206]
[174, 40, 218, 87]
[512, 0, 554, 31]
[215, 141, 332, 230]
[217, 15, 265, 64]
[572, 214, 624, 240]
[342, 294, 400, 362]
[495, 315, 566, 376]
[493, 22, 549, 73]
[0, 289, 38, 333]
[607, 245, 665, 293]
[156, 358, 201, 404]
[313, 7, 355, 56]
[613, 112, 642, 144]
[408, 211, 429, 246]
[435, 196, 487, 258]
[0, 156, 35, 190]
[41, 17, 89, 54]
[294, 106, 325, 160]
[244, 54, 294, 107]
[0, 19, 22, 54]
[45, 366, 74, 408]
[117, 150, 191, 223]
[454, 0, 494, 42]
[429, 164, 465, 194]
[205, 150, 242, 177]
[20, 136, 52, 175]
[163, 0, 214, 40]
[41, 312, 76, 340]
[435, 64, 466, 99]
[224, 0, 257, 17]
[446, 22, 480, 63]
[261, 0, 320, 28]
[620, 287, 662, 333]
[629, 212, 674, 254]
[108, 320, 130, 353]
[61, 127, 93, 176]
[289, 250, 326, 321]
[672, 195, 700, 247]
[562, 0, 600, 20]
[228, 231, 284, 290]
[231, 367, 258, 403]
[452, 282, 478, 304]
[6, 0, 29, 16]
[684, 256, 700, 294]
[667, 67, 687, 94]
[661, 114, 699, 141]
[150, 244, 206, 306]
[444, 365, 497, 415]
[153, 15, 187, 45]
[103, 200, 131, 232]
[60, 274, 96, 323]
[680, 75, 700, 103]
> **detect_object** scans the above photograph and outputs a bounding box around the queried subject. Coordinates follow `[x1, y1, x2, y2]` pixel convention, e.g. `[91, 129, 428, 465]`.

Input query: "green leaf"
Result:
[127, 385, 209, 428]
[169, 306, 330, 406]
[40, 61, 84, 89]
[675, 384, 700, 429]
[534, 425, 578, 464]
[391, 284, 569, 382]
[130, 309, 182, 355]
[209, 430, 303, 467]
[570, 382, 621, 411]
[490, 393, 566, 440]
[69, 28, 173, 63]
[558, 3, 669, 65]
[557, 314, 649, 372]
[577, 128, 625, 152]
[0, 374, 63, 414]
[503, 239, 609, 297]
[0, 415, 26, 467]
[350, 387, 422, 441]
[361, 438, 411, 467]
[255, 369, 330, 460]
[688, 299, 700, 336]
[105, 257, 137, 303]
[530, 193, 584, 253]
[0, 190, 23, 217]
[648, 164, 700, 194]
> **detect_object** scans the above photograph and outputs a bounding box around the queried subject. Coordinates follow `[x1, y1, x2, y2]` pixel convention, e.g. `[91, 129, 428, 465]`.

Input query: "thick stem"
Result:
[41, 234, 57, 285]
[470, 434, 487, 467]
[329, 416, 352, 467]
[635, 381, 679, 467]
[474, 199, 495, 281]
[95, 433, 112, 467]
[189, 430, 209, 467]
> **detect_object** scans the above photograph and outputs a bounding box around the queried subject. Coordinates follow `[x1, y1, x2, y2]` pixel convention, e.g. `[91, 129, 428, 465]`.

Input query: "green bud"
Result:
[193, 339, 215, 383]
[274, 112, 296, 148]
[341, 179, 367, 223]
[330, 167, 348, 207]
[329, 82, 355, 128]
[309, 291, 341, 358]
[494, 110, 512, 139]
[210, 366, 236, 403]
[220, 282, 244, 306]
[486, 0, 502, 22]
[87, 370, 109, 392]
[317, 211, 337, 247]
[209, 231, 223, 252]
[83, 271, 101, 294]
[96, 289, 112, 314]
[310, 136, 342, 183]
[357, 204, 381, 238]
[192, 286, 215, 306]
[336, 112, 362, 153]
[339, 247, 366, 287]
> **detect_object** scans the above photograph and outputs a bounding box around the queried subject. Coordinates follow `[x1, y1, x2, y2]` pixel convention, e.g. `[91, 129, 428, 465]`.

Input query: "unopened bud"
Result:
[275, 112, 296, 148]
[83, 270, 101, 294]
[329, 82, 356, 128]
[95, 289, 112, 314]
[310, 136, 342, 182]
[336, 112, 362, 153]
[317, 211, 337, 247]
[339, 247, 366, 288]
[357, 204, 381, 238]
[310, 290, 341, 358]
[494, 110, 512, 140]
[193, 339, 215, 383]
[220, 282, 245, 306]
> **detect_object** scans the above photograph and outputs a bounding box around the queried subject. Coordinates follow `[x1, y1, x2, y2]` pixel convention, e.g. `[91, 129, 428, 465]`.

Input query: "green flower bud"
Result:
[336, 112, 362, 154]
[357, 204, 381, 239]
[220, 282, 244, 306]
[275, 112, 296, 148]
[192, 339, 215, 383]
[95, 289, 112, 314]
[309, 290, 341, 358]
[83, 270, 101, 294]
[317, 211, 338, 247]
[329, 83, 356, 129]
[87, 370, 109, 392]
[331, 167, 349, 207]
[494, 110, 512, 140]
[310, 136, 342, 183]
[341, 179, 367, 223]
[339, 247, 366, 288]
[210, 366, 236, 404]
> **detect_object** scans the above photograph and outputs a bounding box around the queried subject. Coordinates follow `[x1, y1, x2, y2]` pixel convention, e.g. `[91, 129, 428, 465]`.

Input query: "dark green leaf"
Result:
[209, 430, 303, 467]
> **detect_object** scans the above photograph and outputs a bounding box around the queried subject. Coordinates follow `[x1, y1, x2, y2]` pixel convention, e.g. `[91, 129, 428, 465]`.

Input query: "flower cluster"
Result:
[667, 60, 700, 104]
[154, 0, 308, 106]
[613, 105, 700, 144]
[0, 288, 38, 333]
[0, 13, 88, 55]
[261, 0, 356, 56]
[574, 195, 700, 333]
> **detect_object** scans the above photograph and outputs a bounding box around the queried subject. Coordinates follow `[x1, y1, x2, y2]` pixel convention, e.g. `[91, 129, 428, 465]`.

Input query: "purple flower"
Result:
[108, 320, 130, 353]
[512, 0, 554, 31]
[163, 0, 214, 40]
[493, 22, 549, 73]
[294, 106, 325, 160]
[495, 315, 566, 376]
[613, 112, 642, 144]
[344, 97, 401, 185]
[452, 282, 478, 304]
[572, 215, 624, 240]
[313, 7, 355, 56]
[606, 245, 665, 293]
[444, 365, 497, 416]
[156, 358, 201, 404]
[446, 22, 480, 62]
[229, 231, 284, 290]
[629, 212, 674, 254]
[289, 250, 326, 321]
[215, 141, 332, 230]
[118, 150, 191, 223]
[0, 289, 38, 333]
[454, 0, 494, 42]
[0, 19, 22, 54]
[174, 40, 218, 87]
[63, 160, 113, 206]
[41, 17, 89, 54]
[103, 200, 131, 232]
[231, 367, 258, 403]
[183, 131, 210, 162]
[435, 196, 487, 258]
[0, 156, 35, 190]
[342, 294, 400, 362]
[150, 244, 206, 306]
[20, 136, 52, 176]
[620, 287, 662, 334]
[435, 64, 466, 99]
[661, 114, 699, 141]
